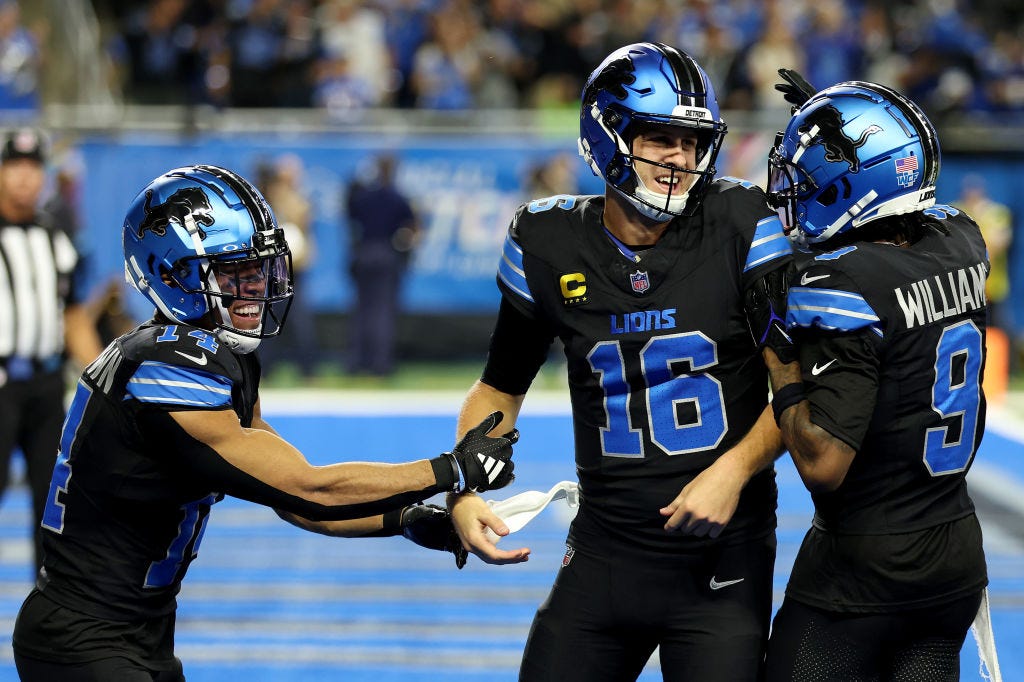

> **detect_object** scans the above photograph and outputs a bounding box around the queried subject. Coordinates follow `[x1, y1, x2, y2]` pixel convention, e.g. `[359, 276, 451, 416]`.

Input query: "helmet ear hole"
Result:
[817, 184, 839, 207]
[157, 264, 178, 287]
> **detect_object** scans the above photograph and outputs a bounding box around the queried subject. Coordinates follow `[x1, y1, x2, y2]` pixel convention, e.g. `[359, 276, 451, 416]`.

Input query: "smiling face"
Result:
[212, 260, 267, 330]
[630, 123, 699, 198]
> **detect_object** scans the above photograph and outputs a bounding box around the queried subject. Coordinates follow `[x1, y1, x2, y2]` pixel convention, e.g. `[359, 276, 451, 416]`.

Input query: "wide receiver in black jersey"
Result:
[758, 76, 991, 680]
[12, 165, 516, 681]
[448, 43, 792, 682]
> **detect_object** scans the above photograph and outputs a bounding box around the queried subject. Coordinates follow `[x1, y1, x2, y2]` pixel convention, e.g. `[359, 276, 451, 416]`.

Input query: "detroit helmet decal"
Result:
[137, 187, 216, 240]
[798, 105, 881, 173]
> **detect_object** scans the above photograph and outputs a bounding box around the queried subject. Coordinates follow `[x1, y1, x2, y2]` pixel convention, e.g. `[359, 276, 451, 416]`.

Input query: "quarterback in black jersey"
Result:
[448, 43, 792, 682]
[759, 77, 991, 680]
[12, 165, 516, 681]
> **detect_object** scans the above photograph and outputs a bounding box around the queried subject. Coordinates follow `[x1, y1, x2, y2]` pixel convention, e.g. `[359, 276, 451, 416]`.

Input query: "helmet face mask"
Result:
[766, 81, 940, 247]
[123, 165, 294, 353]
[578, 42, 727, 222]
[766, 135, 816, 239]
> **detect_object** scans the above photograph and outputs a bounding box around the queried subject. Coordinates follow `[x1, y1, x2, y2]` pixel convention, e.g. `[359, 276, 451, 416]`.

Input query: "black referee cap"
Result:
[1, 128, 46, 164]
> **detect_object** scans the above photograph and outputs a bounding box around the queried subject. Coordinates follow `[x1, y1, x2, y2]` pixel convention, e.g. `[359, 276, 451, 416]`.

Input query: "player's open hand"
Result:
[448, 494, 530, 565]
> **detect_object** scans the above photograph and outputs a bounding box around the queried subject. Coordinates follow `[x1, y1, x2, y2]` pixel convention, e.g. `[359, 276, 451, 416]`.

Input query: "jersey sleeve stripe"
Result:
[743, 216, 792, 272]
[787, 286, 881, 332]
[127, 361, 233, 408]
[497, 234, 534, 303]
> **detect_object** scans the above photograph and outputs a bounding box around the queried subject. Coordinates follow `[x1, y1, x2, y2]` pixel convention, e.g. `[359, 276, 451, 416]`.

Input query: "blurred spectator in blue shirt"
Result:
[109, 0, 210, 105]
[0, 0, 41, 112]
[344, 154, 419, 377]
[318, 0, 393, 107]
[409, 6, 481, 110]
[800, 0, 864, 90]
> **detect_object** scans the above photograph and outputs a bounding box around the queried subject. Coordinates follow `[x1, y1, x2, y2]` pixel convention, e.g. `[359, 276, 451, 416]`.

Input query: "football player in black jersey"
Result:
[12, 165, 515, 681]
[757, 77, 990, 680]
[447, 43, 793, 682]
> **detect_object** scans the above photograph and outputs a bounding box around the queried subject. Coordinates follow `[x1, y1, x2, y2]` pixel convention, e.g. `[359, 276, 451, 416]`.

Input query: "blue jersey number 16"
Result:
[587, 332, 727, 458]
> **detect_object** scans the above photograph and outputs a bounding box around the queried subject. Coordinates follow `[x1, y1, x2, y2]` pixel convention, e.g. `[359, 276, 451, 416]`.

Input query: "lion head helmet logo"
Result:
[136, 187, 216, 240]
[798, 104, 882, 173]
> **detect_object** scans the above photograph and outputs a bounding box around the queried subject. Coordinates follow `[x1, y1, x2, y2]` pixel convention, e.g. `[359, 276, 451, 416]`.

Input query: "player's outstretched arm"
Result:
[276, 503, 469, 568]
[447, 380, 530, 565]
[163, 407, 516, 521]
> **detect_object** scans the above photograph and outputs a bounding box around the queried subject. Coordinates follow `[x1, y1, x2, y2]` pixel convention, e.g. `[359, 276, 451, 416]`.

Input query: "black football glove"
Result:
[400, 503, 468, 569]
[744, 265, 797, 364]
[444, 411, 518, 493]
[774, 68, 817, 112]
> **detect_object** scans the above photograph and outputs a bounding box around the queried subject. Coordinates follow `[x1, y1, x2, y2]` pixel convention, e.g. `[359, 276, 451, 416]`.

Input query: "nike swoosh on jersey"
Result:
[174, 350, 209, 366]
[811, 358, 837, 375]
[709, 577, 745, 590]
[800, 273, 831, 285]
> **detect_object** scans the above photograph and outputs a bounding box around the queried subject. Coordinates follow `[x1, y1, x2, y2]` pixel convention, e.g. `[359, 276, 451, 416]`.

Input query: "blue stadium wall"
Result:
[73, 132, 1024, 359]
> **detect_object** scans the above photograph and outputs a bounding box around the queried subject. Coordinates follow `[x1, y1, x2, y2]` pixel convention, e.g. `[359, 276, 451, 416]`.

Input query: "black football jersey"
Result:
[784, 207, 989, 610]
[36, 319, 259, 621]
[496, 180, 792, 552]
[788, 207, 988, 533]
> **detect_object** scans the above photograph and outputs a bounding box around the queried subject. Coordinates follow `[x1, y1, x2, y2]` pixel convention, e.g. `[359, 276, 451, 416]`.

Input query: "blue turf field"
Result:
[0, 391, 1019, 681]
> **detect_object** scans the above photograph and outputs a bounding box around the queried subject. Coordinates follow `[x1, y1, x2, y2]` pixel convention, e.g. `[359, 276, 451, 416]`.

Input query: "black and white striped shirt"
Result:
[0, 216, 80, 361]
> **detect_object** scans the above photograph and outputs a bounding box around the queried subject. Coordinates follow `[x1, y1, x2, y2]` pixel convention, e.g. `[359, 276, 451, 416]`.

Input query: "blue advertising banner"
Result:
[75, 132, 603, 317]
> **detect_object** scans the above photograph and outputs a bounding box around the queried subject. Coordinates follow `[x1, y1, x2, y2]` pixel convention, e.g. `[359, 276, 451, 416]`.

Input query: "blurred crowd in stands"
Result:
[60, 0, 1022, 121]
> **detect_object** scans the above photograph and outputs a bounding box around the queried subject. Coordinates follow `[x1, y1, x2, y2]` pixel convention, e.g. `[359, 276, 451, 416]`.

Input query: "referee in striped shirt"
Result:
[0, 128, 102, 574]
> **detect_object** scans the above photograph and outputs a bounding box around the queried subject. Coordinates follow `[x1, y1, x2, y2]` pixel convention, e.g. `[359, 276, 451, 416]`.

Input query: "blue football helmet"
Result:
[767, 81, 940, 246]
[123, 165, 293, 353]
[578, 42, 727, 221]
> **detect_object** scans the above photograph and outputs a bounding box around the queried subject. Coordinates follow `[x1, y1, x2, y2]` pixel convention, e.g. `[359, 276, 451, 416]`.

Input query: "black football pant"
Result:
[765, 590, 982, 681]
[519, 533, 776, 682]
[14, 589, 184, 681]
[0, 370, 65, 576]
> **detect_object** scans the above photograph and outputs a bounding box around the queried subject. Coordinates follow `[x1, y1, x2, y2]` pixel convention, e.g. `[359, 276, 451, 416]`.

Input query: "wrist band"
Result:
[362, 507, 404, 538]
[772, 383, 806, 424]
[381, 508, 405, 537]
[430, 454, 460, 493]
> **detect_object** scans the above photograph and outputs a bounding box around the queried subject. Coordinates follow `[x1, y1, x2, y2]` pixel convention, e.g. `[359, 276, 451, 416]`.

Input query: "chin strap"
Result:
[215, 327, 261, 353]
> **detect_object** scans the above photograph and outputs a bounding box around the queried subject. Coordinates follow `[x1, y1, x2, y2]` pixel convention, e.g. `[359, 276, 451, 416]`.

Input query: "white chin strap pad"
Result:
[215, 328, 261, 354]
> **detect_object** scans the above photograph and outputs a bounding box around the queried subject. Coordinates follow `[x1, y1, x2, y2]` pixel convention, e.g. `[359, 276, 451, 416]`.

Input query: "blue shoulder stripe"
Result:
[787, 286, 881, 333]
[743, 216, 792, 272]
[127, 361, 233, 408]
[496, 233, 534, 303]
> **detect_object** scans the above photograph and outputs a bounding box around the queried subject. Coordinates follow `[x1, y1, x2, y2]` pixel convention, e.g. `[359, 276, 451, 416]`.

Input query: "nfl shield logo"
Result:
[630, 270, 650, 294]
